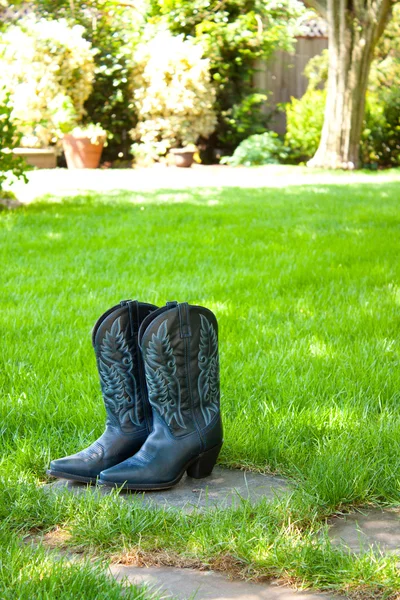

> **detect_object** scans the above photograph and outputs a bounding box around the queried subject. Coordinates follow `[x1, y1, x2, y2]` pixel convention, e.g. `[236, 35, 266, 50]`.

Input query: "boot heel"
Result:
[187, 444, 222, 479]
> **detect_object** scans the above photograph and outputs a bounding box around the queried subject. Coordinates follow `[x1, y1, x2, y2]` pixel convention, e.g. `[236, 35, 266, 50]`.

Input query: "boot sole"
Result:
[98, 443, 222, 491]
[46, 469, 97, 485]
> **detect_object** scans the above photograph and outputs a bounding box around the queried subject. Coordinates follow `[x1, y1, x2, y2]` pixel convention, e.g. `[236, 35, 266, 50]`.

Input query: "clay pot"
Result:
[62, 135, 105, 169]
[170, 148, 195, 168]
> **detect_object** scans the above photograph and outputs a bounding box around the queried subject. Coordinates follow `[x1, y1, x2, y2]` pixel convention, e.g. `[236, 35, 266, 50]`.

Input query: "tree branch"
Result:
[303, 0, 328, 18]
[373, 0, 396, 44]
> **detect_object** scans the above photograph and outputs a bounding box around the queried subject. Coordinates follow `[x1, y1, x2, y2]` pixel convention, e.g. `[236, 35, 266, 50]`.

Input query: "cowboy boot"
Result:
[99, 302, 223, 490]
[47, 300, 158, 483]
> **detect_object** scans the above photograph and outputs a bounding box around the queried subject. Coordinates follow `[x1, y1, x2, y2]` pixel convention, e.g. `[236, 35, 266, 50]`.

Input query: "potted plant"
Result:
[62, 124, 107, 169]
[169, 144, 197, 168]
[1, 18, 95, 169]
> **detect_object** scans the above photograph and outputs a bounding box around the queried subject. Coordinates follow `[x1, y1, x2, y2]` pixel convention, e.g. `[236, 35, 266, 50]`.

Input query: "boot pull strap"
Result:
[124, 299, 139, 337]
[178, 302, 191, 338]
[166, 301, 178, 309]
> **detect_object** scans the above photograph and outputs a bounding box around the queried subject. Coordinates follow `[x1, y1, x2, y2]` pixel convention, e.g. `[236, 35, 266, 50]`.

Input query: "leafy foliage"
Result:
[0, 17, 94, 147]
[147, 0, 306, 155]
[362, 88, 400, 169]
[221, 131, 287, 166]
[219, 93, 269, 155]
[285, 89, 326, 163]
[303, 49, 329, 91]
[1, 0, 306, 160]
[362, 6, 400, 168]
[130, 28, 217, 164]
[0, 92, 29, 194]
[3, 1, 142, 160]
[75, 4, 143, 161]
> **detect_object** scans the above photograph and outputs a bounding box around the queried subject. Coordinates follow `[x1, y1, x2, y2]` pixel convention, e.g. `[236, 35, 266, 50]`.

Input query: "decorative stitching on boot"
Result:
[198, 314, 220, 426]
[76, 440, 104, 461]
[144, 319, 186, 430]
[98, 317, 142, 430]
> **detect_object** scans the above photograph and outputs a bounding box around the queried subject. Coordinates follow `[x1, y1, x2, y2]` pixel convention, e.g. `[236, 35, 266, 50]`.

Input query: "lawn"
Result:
[1, 168, 400, 598]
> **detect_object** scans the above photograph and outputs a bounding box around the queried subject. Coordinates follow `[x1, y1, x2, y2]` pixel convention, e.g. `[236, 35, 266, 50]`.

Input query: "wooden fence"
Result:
[253, 37, 328, 133]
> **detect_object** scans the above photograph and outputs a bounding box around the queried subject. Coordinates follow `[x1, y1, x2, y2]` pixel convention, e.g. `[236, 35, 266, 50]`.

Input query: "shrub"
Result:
[75, 5, 143, 161]
[147, 0, 307, 155]
[130, 28, 217, 163]
[362, 46, 400, 167]
[0, 92, 29, 197]
[285, 89, 326, 163]
[3, 1, 142, 161]
[0, 17, 94, 147]
[221, 131, 287, 166]
[362, 87, 400, 168]
[219, 93, 269, 153]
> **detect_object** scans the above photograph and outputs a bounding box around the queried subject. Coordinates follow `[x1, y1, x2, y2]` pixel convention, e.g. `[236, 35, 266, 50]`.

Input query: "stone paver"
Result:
[110, 564, 339, 600]
[328, 507, 400, 554]
[48, 466, 289, 511]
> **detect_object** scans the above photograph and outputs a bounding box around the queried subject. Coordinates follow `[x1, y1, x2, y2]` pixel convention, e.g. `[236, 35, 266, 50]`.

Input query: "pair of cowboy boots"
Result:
[47, 300, 223, 490]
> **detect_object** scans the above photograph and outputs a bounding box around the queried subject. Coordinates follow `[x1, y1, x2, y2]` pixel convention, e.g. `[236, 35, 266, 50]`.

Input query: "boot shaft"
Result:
[92, 300, 157, 433]
[139, 302, 221, 438]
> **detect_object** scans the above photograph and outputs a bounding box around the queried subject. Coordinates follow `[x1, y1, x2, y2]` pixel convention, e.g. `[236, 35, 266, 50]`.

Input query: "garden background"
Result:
[1, 1, 400, 599]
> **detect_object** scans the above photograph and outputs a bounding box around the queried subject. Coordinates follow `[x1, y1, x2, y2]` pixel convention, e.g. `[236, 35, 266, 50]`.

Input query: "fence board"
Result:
[254, 37, 328, 133]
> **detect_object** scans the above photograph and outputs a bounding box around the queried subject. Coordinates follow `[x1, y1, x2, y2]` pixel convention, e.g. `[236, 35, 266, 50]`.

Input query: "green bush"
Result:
[130, 28, 217, 164]
[362, 47, 400, 168]
[285, 89, 325, 163]
[148, 0, 306, 156]
[3, 1, 306, 161]
[3, 1, 141, 161]
[221, 131, 287, 166]
[362, 89, 400, 168]
[78, 6, 141, 162]
[0, 92, 29, 197]
[219, 93, 269, 152]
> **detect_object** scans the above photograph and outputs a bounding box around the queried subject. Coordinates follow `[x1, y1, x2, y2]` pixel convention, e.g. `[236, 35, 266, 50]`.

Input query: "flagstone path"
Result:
[48, 466, 290, 512]
[109, 564, 342, 600]
[327, 507, 400, 554]
[46, 467, 400, 598]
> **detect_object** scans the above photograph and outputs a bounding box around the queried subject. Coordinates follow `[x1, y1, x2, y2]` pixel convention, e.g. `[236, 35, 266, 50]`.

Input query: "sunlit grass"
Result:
[1, 170, 400, 596]
[0, 528, 158, 600]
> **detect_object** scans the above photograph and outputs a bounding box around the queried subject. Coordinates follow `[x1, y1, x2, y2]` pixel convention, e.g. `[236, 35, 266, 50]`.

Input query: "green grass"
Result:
[0, 529, 156, 600]
[1, 169, 400, 597]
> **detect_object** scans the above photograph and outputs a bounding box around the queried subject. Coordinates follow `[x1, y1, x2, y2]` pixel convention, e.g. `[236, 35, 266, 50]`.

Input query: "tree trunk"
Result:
[308, 0, 394, 169]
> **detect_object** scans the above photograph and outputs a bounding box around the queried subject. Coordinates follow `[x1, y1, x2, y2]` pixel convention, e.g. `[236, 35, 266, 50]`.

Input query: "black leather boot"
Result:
[99, 302, 223, 490]
[47, 300, 158, 483]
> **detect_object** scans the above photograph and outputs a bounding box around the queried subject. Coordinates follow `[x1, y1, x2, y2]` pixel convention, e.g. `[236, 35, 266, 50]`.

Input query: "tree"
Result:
[306, 0, 398, 169]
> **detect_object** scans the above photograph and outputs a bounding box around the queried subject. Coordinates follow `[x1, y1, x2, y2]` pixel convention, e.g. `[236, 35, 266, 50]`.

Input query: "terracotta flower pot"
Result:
[170, 148, 195, 168]
[62, 135, 105, 169]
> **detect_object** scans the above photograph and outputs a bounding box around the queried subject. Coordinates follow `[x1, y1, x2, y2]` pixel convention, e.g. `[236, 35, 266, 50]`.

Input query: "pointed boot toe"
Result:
[98, 463, 131, 487]
[99, 447, 185, 490]
[47, 453, 99, 484]
[47, 300, 158, 483]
